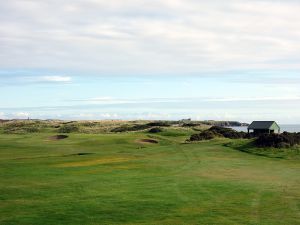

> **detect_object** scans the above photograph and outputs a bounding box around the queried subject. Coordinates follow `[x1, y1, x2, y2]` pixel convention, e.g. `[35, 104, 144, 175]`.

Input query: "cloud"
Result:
[74, 96, 300, 105]
[12, 112, 30, 119]
[20, 75, 72, 84]
[0, 112, 5, 118]
[0, 0, 299, 74]
[204, 96, 300, 102]
[39, 76, 72, 82]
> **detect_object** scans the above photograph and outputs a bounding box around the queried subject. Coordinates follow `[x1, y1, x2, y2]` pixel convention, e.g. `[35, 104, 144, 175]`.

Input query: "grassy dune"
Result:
[0, 125, 299, 224]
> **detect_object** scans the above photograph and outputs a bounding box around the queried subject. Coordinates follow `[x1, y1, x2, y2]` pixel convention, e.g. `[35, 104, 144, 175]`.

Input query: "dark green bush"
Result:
[189, 130, 220, 141]
[188, 126, 247, 142]
[146, 122, 171, 127]
[182, 123, 200, 127]
[111, 124, 150, 132]
[58, 124, 79, 133]
[255, 132, 300, 148]
[148, 127, 163, 133]
[208, 126, 247, 139]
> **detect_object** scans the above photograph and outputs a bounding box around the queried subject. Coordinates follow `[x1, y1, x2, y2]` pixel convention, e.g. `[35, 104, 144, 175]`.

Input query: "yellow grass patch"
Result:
[56, 157, 133, 168]
[78, 164, 141, 174]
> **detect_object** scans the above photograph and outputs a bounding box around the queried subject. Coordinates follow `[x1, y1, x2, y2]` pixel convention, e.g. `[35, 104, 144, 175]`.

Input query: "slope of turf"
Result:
[0, 133, 299, 225]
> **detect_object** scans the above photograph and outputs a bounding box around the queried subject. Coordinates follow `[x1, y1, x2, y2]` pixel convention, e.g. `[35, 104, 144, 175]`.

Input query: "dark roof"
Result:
[248, 121, 278, 129]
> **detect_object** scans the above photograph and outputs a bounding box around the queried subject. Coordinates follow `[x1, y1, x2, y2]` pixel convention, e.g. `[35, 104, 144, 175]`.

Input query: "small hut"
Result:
[248, 121, 280, 134]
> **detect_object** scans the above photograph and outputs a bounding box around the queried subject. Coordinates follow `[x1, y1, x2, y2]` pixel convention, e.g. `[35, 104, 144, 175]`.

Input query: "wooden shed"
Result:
[248, 121, 280, 134]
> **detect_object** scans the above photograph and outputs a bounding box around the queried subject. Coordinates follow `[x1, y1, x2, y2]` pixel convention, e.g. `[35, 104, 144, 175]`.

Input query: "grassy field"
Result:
[0, 126, 300, 224]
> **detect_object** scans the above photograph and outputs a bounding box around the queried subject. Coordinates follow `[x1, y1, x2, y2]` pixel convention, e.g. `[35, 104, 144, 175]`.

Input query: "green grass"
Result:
[226, 139, 300, 160]
[0, 132, 299, 225]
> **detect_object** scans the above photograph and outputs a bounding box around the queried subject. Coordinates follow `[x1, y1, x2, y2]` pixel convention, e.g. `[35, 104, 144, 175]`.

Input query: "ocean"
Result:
[229, 125, 300, 133]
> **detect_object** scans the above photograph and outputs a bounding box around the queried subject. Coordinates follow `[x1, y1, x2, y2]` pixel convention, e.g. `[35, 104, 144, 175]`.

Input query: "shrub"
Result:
[182, 123, 200, 127]
[3, 121, 41, 134]
[255, 132, 300, 148]
[148, 127, 163, 133]
[111, 124, 150, 132]
[58, 124, 79, 133]
[146, 122, 171, 127]
[208, 126, 247, 139]
[188, 126, 247, 142]
[189, 130, 219, 141]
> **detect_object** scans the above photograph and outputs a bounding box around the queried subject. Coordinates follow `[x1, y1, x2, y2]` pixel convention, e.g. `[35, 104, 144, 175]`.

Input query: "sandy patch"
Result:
[136, 139, 159, 144]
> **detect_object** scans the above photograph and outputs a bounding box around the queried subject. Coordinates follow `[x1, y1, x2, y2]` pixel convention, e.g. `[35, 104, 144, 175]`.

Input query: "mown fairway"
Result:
[0, 132, 300, 225]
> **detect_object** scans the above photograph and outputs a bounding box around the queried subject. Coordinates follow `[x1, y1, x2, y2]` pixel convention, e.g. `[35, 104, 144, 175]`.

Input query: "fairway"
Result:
[0, 132, 300, 225]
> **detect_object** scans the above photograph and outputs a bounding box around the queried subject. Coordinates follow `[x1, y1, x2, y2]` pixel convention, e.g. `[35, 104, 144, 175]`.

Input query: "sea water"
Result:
[229, 125, 300, 133]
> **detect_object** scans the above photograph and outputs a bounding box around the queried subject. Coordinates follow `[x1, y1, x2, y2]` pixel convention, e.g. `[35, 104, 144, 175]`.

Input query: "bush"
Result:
[2, 121, 41, 134]
[146, 122, 171, 127]
[58, 124, 79, 133]
[149, 127, 163, 133]
[189, 130, 220, 141]
[111, 124, 150, 132]
[188, 126, 247, 142]
[208, 126, 247, 139]
[182, 123, 201, 127]
[255, 132, 300, 148]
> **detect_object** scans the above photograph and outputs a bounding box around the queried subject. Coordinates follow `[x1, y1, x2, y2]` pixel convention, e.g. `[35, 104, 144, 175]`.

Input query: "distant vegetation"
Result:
[188, 126, 247, 142]
[1, 120, 43, 134]
[188, 126, 300, 149]
[110, 124, 151, 132]
[148, 127, 163, 133]
[1, 120, 299, 149]
[58, 124, 79, 133]
[255, 132, 300, 148]
[4, 119, 299, 149]
[111, 121, 172, 133]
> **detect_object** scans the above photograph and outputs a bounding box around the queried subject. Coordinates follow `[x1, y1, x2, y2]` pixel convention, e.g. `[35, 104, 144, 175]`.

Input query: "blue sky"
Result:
[0, 0, 300, 123]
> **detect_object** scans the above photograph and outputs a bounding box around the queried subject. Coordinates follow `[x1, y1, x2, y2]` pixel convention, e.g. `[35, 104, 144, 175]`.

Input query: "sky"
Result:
[0, 0, 300, 123]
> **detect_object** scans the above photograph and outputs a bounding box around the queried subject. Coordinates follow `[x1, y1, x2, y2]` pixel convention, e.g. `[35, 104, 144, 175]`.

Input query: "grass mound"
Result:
[111, 121, 172, 133]
[2, 121, 42, 134]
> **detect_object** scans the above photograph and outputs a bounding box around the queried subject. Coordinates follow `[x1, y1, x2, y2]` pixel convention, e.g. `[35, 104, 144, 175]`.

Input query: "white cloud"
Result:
[204, 96, 300, 102]
[0, 112, 5, 119]
[40, 76, 72, 82]
[76, 96, 300, 105]
[20, 75, 72, 83]
[0, 0, 299, 74]
[99, 113, 119, 119]
[12, 112, 30, 119]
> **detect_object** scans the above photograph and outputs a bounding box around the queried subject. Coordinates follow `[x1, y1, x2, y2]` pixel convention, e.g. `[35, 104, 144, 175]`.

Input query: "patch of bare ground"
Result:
[136, 139, 159, 144]
[48, 135, 68, 140]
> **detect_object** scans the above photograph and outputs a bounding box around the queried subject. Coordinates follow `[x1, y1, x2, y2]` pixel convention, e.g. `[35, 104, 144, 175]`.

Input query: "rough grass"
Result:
[226, 139, 300, 160]
[0, 131, 299, 225]
[56, 156, 134, 168]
